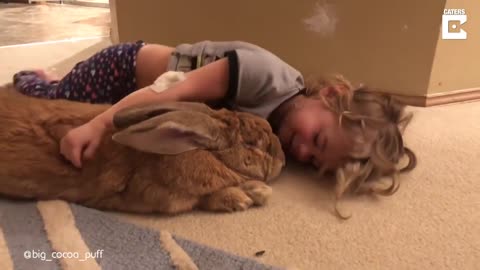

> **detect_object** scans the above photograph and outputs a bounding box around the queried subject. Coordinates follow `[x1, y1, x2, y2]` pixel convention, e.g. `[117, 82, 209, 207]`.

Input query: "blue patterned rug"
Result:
[0, 199, 283, 270]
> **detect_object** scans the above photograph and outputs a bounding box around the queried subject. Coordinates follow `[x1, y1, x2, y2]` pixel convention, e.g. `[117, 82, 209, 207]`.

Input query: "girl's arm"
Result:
[60, 57, 231, 168]
[92, 58, 231, 130]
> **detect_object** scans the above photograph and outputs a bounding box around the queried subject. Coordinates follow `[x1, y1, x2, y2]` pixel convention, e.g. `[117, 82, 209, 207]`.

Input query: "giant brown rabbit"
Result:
[0, 83, 285, 214]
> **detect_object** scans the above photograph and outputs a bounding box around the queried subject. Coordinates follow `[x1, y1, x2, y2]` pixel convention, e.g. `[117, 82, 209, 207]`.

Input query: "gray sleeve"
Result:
[224, 49, 305, 119]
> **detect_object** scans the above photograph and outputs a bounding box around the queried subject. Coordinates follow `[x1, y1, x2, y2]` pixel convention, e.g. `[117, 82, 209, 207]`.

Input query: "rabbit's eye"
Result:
[245, 140, 258, 146]
[244, 156, 252, 166]
[243, 136, 263, 148]
[244, 140, 259, 149]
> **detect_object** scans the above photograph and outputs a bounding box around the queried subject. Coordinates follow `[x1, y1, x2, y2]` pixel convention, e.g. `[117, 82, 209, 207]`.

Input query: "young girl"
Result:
[13, 40, 416, 205]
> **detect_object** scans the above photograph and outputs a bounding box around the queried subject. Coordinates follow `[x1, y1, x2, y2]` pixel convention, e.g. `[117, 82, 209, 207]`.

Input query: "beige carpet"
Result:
[113, 101, 480, 270]
[1, 38, 479, 270]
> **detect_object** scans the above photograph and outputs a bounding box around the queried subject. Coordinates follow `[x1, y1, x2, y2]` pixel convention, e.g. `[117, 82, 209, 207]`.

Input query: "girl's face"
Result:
[277, 92, 353, 171]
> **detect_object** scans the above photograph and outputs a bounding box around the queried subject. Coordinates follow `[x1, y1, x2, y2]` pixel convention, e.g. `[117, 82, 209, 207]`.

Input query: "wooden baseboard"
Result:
[108, 0, 119, 44]
[61, 0, 109, 8]
[391, 87, 480, 107]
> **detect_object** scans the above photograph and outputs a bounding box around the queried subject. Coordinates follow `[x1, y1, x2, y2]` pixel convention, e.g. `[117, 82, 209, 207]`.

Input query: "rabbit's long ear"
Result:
[113, 102, 213, 130]
[111, 110, 224, 155]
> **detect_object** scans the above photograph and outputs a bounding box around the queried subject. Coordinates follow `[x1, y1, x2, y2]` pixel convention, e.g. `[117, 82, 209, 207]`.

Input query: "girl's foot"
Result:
[12, 69, 59, 99]
[13, 69, 59, 85]
[35, 69, 60, 82]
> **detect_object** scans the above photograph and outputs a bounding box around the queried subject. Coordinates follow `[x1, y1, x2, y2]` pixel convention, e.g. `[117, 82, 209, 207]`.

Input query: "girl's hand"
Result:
[60, 119, 107, 168]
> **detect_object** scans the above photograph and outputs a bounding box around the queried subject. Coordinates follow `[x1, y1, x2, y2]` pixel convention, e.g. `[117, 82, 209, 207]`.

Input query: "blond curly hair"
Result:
[304, 74, 417, 219]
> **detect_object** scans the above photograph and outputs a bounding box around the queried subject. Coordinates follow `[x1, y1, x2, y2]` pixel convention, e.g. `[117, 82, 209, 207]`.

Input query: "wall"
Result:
[428, 0, 480, 95]
[111, 0, 470, 99]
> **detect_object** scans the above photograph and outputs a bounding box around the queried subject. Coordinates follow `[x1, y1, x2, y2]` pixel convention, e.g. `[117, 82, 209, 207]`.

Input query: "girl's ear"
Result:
[320, 86, 340, 98]
[319, 85, 344, 98]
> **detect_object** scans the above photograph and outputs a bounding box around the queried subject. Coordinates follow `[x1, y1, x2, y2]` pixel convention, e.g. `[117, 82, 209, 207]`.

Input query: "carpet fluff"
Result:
[113, 101, 480, 270]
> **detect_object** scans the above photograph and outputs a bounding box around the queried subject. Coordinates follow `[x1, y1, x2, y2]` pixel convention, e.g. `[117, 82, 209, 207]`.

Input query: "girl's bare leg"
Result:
[13, 42, 175, 103]
[135, 44, 176, 89]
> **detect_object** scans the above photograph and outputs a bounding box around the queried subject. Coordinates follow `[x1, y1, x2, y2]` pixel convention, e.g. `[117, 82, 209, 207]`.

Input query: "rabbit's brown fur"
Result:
[0, 84, 285, 214]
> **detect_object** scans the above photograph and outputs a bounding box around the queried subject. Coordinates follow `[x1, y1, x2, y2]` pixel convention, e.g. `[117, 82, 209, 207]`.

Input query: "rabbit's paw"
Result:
[201, 187, 254, 212]
[240, 181, 272, 206]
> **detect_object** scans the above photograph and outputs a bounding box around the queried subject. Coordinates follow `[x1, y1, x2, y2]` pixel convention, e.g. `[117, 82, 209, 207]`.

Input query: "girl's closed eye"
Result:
[314, 133, 320, 147]
[313, 159, 323, 169]
[314, 133, 328, 153]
